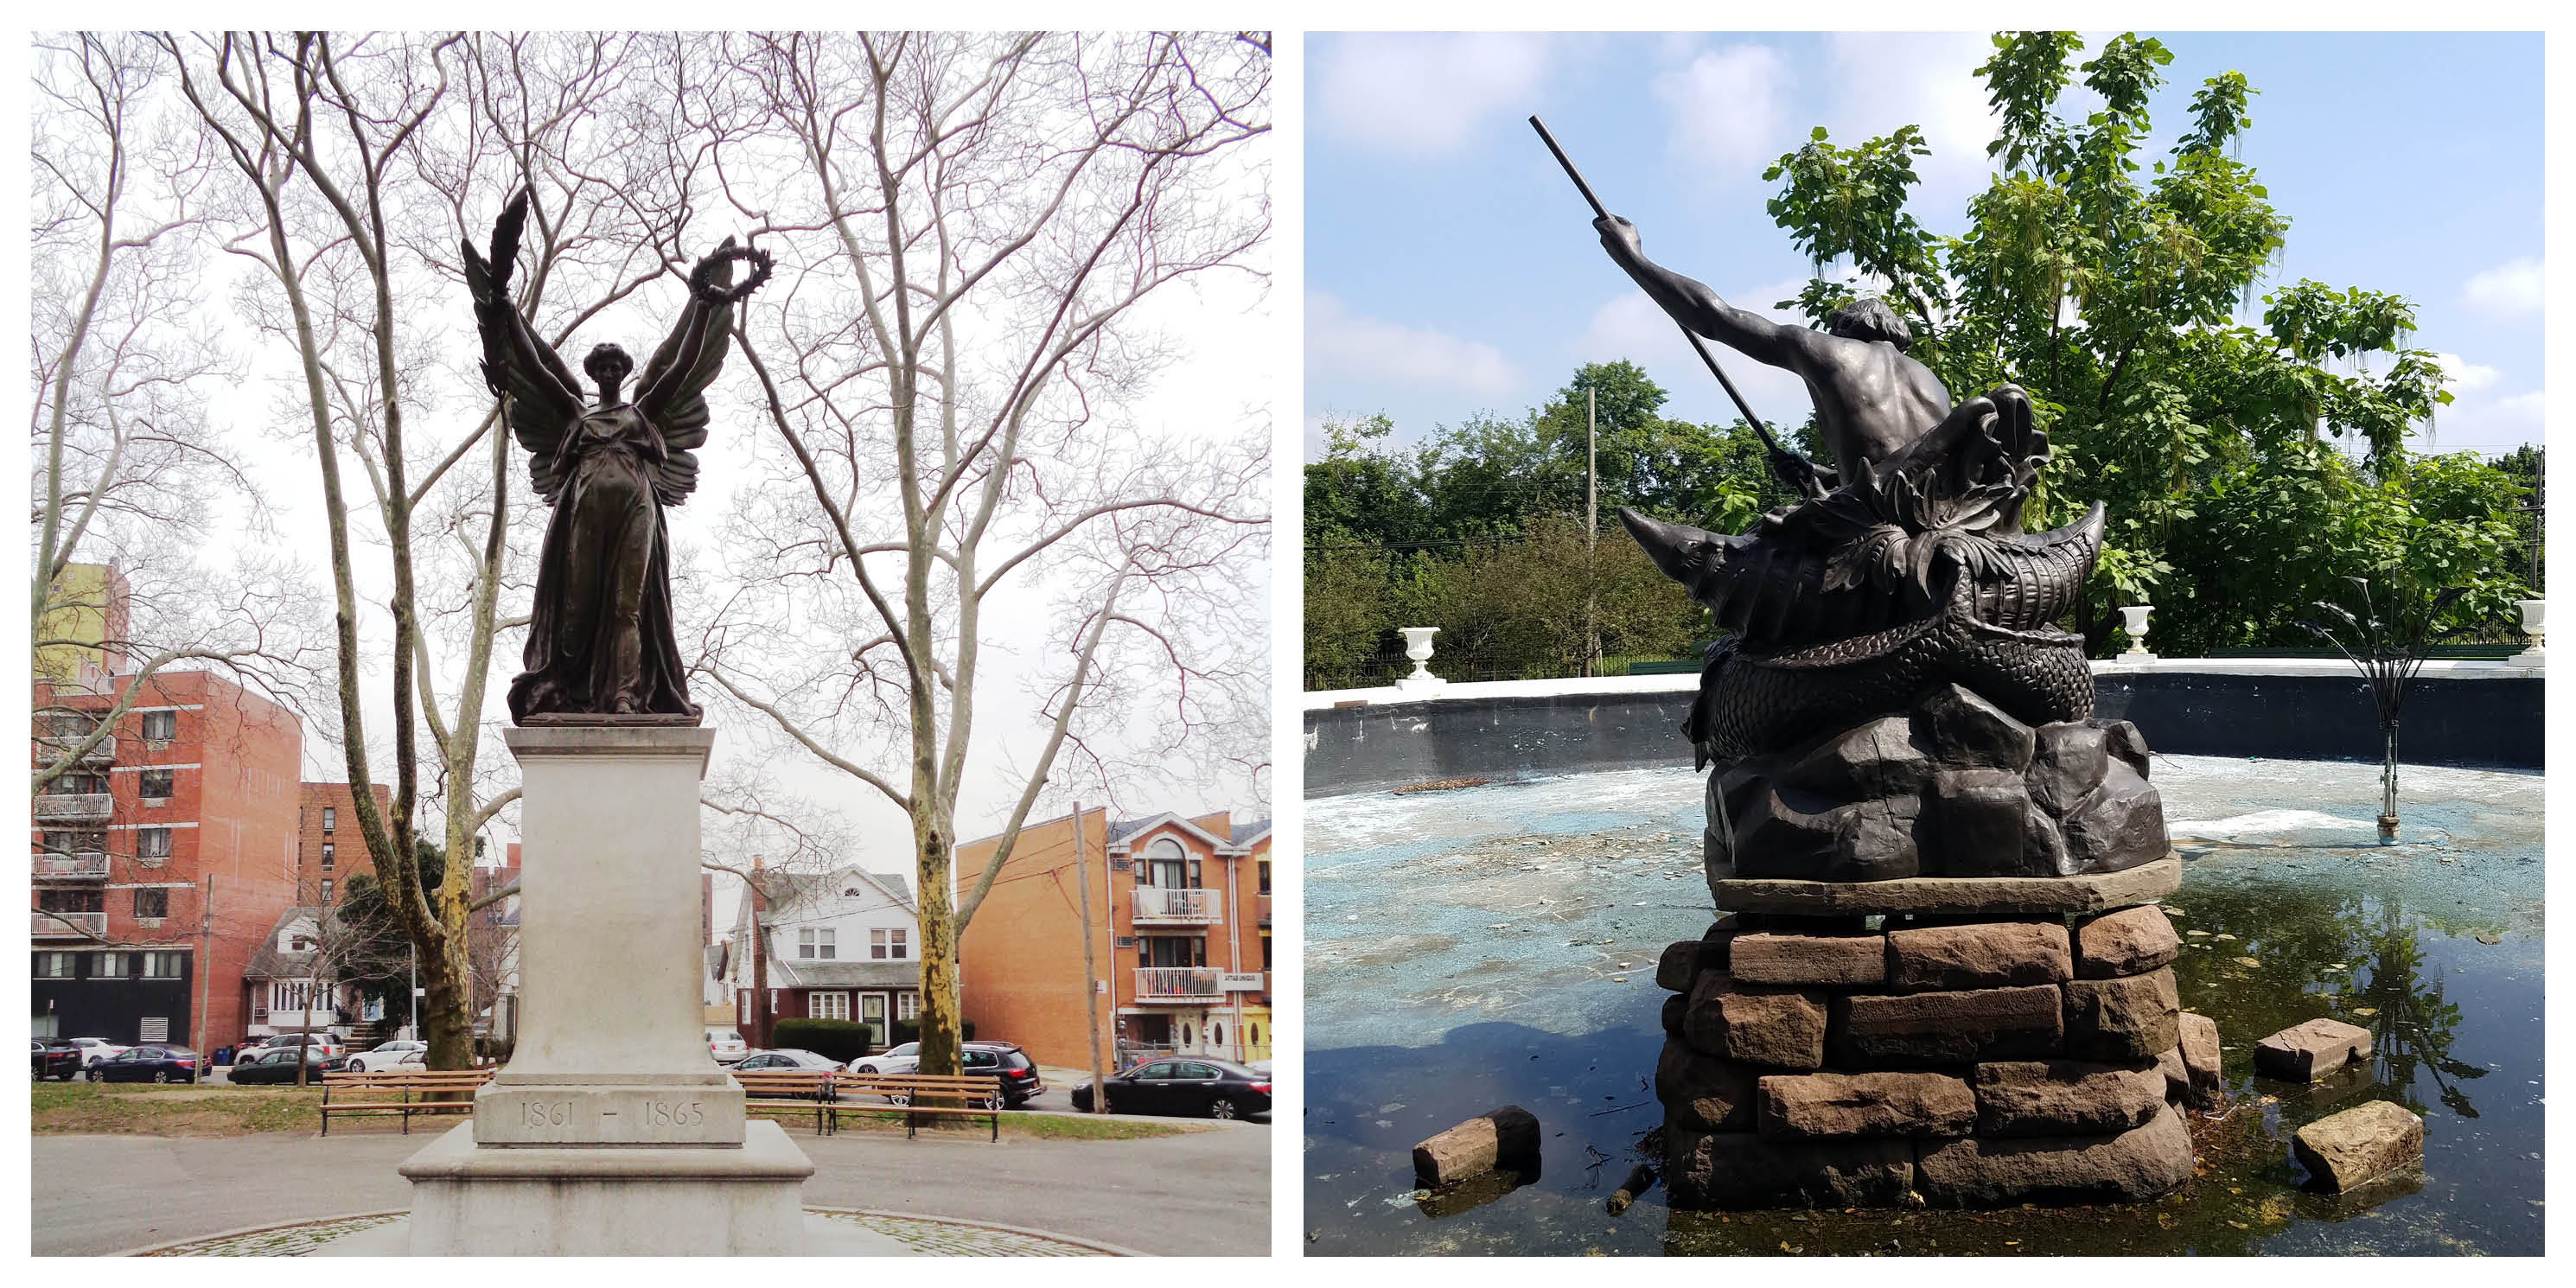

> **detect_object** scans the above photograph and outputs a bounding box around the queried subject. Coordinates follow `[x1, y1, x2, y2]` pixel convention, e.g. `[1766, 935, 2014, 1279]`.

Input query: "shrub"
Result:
[888, 1017, 973, 1047]
[773, 1018, 870, 1063]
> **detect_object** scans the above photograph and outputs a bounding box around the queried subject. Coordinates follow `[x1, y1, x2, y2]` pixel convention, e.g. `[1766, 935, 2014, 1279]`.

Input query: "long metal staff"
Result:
[1529, 115, 1823, 499]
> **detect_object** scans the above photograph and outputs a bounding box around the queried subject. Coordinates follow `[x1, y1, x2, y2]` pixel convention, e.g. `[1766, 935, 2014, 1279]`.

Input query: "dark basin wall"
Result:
[1303, 672, 2540, 798]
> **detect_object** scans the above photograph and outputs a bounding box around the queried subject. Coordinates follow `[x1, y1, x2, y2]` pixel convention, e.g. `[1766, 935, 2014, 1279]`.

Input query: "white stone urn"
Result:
[2509, 597, 2546, 666]
[1395, 626, 1445, 692]
[2119, 604, 2155, 660]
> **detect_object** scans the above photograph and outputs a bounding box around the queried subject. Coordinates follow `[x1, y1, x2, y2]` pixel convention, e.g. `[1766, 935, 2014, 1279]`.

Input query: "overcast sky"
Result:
[1304, 30, 2545, 462]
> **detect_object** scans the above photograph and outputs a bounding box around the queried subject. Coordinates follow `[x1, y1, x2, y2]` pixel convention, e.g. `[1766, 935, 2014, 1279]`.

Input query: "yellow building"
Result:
[35, 561, 130, 684]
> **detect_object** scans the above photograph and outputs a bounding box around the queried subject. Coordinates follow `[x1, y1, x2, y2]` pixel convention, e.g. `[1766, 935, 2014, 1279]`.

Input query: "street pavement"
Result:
[31, 1116, 1270, 1256]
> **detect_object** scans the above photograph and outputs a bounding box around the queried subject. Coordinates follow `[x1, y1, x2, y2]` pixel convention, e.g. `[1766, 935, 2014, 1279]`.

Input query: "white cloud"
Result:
[1314, 33, 1559, 159]
[1652, 43, 1795, 175]
[2420, 386, 2544, 453]
[1305, 291, 1519, 400]
[1820, 33, 2002, 204]
[2460, 258, 2542, 317]
[2433, 352, 2502, 393]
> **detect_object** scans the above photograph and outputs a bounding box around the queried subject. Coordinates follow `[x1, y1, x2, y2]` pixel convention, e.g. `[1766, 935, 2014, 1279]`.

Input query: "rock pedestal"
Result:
[397, 725, 815, 1256]
[1655, 898, 2219, 1209]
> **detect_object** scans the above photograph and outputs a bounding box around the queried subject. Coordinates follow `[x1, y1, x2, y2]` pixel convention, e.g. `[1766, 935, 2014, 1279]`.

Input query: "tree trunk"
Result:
[915, 813, 961, 1077]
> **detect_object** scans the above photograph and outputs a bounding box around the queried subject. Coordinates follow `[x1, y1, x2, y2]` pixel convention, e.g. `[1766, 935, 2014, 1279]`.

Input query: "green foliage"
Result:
[887, 1017, 971, 1047]
[774, 1017, 871, 1062]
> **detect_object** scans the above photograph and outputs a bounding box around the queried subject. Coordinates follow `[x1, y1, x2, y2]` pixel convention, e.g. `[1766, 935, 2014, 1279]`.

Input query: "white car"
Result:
[63, 1036, 127, 1072]
[845, 1042, 920, 1075]
[707, 1029, 749, 1064]
[346, 1039, 428, 1072]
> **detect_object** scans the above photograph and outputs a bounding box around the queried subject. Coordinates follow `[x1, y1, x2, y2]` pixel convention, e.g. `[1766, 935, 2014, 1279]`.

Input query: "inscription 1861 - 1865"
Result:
[519, 1100, 706, 1131]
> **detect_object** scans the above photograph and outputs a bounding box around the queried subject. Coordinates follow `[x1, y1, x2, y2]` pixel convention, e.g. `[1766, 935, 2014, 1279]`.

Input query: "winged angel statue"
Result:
[462, 190, 772, 724]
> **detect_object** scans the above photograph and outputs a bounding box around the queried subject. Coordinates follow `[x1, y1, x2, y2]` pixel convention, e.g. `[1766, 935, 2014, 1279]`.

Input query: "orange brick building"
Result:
[33, 669, 303, 1051]
[957, 809, 1271, 1071]
[296, 781, 393, 908]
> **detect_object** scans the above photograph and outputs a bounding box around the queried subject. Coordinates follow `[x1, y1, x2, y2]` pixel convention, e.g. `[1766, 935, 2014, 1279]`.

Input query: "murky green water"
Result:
[1304, 757, 2543, 1256]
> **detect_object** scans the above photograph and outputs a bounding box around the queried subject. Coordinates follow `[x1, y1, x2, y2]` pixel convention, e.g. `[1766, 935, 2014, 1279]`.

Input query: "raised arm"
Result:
[1597, 215, 1823, 374]
[635, 290, 716, 423]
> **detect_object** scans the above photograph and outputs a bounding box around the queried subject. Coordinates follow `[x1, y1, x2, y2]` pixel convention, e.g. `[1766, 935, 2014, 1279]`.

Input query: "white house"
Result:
[723, 866, 922, 1049]
[239, 907, 381, 1042]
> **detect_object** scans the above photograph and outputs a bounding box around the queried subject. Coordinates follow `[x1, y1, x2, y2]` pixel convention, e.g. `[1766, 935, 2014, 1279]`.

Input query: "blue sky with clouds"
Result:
[1304, 31, 2543, 462]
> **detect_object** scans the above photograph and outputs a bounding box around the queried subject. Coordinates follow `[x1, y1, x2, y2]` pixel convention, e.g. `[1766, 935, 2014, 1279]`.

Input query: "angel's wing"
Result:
[461, 190, 583, 503]
[633, 240, 742, 507]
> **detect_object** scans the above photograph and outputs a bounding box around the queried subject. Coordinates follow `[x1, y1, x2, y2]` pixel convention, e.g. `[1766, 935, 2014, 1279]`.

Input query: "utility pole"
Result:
[194, 874, 213, 1081]
[1585, 385, 1603, 678]
[1074, 804, 1108, 1113]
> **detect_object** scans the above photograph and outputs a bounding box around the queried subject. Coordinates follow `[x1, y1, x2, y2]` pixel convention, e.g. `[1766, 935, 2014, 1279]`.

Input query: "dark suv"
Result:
[32, 1039, 83, 1081]
[962, 1042, 1043, 1108]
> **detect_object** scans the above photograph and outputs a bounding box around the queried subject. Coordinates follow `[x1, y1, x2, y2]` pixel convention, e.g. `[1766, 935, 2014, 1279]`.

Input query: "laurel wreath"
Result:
[692, 242, 775, 305]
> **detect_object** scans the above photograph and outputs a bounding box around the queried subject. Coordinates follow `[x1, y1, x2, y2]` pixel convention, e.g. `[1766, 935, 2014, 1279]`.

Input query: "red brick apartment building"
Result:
[296, 781, 393, 908]
[957, 809, 1272, 1071]
[33, 670, 303, 1051]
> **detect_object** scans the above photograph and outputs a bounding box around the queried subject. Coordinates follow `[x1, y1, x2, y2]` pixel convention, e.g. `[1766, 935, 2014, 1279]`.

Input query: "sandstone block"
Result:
[2254, 1017, 2374, 1082]
[2063, 968, 2180, 1062]
[2027, 722, 2110, 816]
[1929, 768, 2032, 875]
[1712, 858, 2179, 917]
[1831, 985, 2063, 1068]
[2292, 1100, 2423, 1192]
[1683, 972, 1827, 1069]
[1660, 992, 1686, 1038]
[1730, 929, 1887, 988]
[1657, 938, 1715, 992]
[1757, 1071, 1974, 1139]
[1886, 919, 2072, 992]
[1655, 1041, 1757, 1132]
[2073, 904, 2180, 978]
[1664, 1127, 1915, 1209]
[1412, 1105, 1540, 1186]
[2154, 1046, 2188, 1103]
[2177, 1011, 2224, 1110]
[1914, 1103, 2195, 1208]
[1972, 1059, 2165, 1137]
[1917, 684, 2036, 771]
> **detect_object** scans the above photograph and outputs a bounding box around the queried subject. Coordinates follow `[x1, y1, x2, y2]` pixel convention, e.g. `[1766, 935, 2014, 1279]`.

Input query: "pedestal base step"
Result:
[399, 1120, 814, 1255]
[1712, 856, 2178, 916]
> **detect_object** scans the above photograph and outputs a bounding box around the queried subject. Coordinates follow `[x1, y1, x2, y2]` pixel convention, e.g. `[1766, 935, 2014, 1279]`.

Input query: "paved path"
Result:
[32, 1121, 1270, 1257]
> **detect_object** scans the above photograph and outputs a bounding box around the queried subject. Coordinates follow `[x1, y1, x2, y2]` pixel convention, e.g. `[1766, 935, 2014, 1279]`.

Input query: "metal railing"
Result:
[35, 733, 114, 766]
[1132, 966, 1224, 1002]
[35, 793, 113, 823]
[33, 910, 107, 939]
[1132, 886, 1221, 924]
[32, 851, 111, 881]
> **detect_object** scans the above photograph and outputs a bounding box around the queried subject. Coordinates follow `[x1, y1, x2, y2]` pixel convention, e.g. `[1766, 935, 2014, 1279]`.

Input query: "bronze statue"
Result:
[462, 190, 772, 724]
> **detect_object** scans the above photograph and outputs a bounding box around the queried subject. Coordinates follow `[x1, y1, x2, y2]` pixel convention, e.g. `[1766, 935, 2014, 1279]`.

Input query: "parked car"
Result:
[345, 1039, 426, 1073]
[706, 1029, 749, 1064]
[228, 1045, 350, 1084]
[61, 1036, 129, 1072]
[962, 1043, 1043, 1108]
[95, 1045, 205, 1083]
[32, 1039, 84, 1081]
[1069, 1057, 1268, 1119]
[844, 1041, 918, 1075]
[734, 1049, 842, 1073]
[256, 1032, 346, 1057]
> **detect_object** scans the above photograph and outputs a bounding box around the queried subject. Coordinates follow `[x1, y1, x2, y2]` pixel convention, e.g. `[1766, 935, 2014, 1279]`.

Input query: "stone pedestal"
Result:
[1655, 896, 2217, 1210]
[392, 724, 814, 1256]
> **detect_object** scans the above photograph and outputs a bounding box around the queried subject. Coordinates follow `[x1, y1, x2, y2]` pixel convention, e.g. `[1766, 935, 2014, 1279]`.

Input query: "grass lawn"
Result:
[32, 1081, 324, 1136]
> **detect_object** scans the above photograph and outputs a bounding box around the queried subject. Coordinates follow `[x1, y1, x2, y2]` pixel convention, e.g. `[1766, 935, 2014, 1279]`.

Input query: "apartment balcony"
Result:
[1132, 886, 1221, 925]
[1132, 966, 1225, 1004]
[35, 793, 113, 824]
[35, 734, 114, 767]
[33, 910, 107, 939]
[32, 851, 111, 882]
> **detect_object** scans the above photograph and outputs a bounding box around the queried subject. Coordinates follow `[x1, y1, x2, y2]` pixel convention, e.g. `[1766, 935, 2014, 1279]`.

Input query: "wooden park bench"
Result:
[731, 1068, 839, 1136]
[318, 1068, 494, 1136]
[830, 1072, 1004, 1141]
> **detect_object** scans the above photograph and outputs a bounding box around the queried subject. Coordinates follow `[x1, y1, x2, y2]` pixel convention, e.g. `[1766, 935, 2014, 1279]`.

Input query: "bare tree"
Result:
[696, 32, 1271, 1076]
[30, 33, 314, 793]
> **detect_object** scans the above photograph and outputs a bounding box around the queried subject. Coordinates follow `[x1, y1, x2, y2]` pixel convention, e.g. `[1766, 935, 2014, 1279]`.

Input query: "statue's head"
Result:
[583, 342, 633, 397]
[1827, 297, 1912, 351]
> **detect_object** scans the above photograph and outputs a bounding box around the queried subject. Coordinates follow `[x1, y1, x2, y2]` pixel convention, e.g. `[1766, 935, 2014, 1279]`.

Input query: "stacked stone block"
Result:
[1655, 902, 2220, 1208]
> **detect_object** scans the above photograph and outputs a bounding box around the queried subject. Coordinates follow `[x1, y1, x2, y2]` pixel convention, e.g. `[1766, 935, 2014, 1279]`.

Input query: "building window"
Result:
[1142, 935, 1206, 967]
[1260, 934, 1272, 971]
[737, 992, 749, 1023]
[870, 927, 909, 960]
[137, 1017, 169, 1043]
[1258, 860, 1271, 895]
[798, 928, 835, 960]
[1143, 837, 1188, 889]
[56, 771, 109, 795]
[137, 827, 172, 860]
[322, 807, 335, 832]
[134, 888, 169, 919]
[811, 992, 851, 1021]
[138, 768, 175, 800]
[36, 953, 73, 978]
[320, 843, 335, 870]
[139, 710, 176, 742]
[318, 878, 334, 904]
[143, 952, 185, 979]
[896, 992, 918, 1021]
[93, 952, 127, 978]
